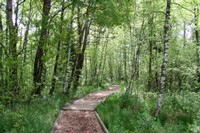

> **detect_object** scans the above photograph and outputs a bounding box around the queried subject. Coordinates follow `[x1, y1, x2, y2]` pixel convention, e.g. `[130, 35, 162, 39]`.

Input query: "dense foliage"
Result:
[97, 88, 200, 133]
[0, 0, 199, 132]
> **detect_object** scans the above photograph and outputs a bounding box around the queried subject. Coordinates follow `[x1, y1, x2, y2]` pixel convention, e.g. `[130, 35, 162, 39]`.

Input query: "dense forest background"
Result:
[0, 0, 200, 132]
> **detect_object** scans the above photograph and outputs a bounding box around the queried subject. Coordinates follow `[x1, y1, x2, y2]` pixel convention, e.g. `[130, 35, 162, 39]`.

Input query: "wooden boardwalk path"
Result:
[51, 85, 120, 133]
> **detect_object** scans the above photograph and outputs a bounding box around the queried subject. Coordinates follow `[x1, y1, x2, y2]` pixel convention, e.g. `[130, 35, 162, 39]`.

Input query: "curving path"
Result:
[51, 85, 120, 133]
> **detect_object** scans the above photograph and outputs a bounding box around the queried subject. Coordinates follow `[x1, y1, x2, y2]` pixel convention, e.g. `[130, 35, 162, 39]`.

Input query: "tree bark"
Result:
[108, 55, 113, 83]
[0, 9, 3, 90]
[153, 0, 171, 116]
[20, 0, 32, 82]
[69, 3, 92, 92]
[50, 0, 65, 95]
[72, 19, 92, 91]
[98, 31, 109, 86]
[123, 44, 128, 84]
[66, 5, 83, 92]
[84, 53, 88, 85]
[6, 0, 19, 95]
[194, 5, 200, 85]
[148, 10, 154, 92]
[63, 5, 75, 94]
[32, 0, 51, 95]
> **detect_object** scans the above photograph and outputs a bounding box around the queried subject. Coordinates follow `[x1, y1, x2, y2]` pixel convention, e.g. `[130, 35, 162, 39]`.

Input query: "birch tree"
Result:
[153, 0, 171, 116]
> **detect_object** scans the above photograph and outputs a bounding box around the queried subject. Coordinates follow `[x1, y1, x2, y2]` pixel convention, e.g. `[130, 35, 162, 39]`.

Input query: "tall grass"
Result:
[97, 90, 200, 133]
[0, 85, 107, 133]
[0, 94, 68, 133]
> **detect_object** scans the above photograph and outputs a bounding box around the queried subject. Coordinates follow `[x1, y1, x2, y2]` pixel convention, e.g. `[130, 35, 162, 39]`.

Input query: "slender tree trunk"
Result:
[98, 32, 110, 84]
[97, 31, 109, 86]
[66, 5, 83, 92]
[135, 43, 140, 80]
[155, 46, 159, 91]
[0, 10, 3, 90]
[123, 45, 128, 84]
[148, 39, 153, 91]
[153, 0, 171, 116]
[72, 19, 92, 91]
[148, 13, 154, 92]
[67, 2, 93, 92]
[194, 5, 200, 85]
[88, 28, 101, 85]
[108, 56, 113, 83]
[66, 45, 76, 91]
[92, 40, 99, 83]
[127, 18, 144, 92]
[20, 0, 32, 82]
[32, 0, 51, 95]
[84, 54, 88, 85]
[63, 44, 72, 93]
[169, 70, 173, 90]
[126, 26, 135, 93]
[135, 19, 145, 81]
[50, 0, 65, 94]
[63, 5, 75, 94]
[183, 21, 186, 46]
[6, 0, 19, 95]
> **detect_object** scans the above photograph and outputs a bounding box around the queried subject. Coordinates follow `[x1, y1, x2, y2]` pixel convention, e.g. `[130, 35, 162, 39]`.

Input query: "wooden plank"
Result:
[95, 111, 109, 133]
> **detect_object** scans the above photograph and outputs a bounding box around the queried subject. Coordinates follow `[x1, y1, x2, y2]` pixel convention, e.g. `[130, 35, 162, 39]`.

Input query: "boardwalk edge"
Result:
[95, 111, 109, 133]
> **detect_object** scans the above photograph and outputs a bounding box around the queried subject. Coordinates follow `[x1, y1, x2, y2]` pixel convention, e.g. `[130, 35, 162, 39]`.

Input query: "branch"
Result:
[49, 3, 72, 23]
[153, 11, 166, 16]
[172, 2, 194, 13]
[18, 0, 26, 5]
[0, 3, 6, 13]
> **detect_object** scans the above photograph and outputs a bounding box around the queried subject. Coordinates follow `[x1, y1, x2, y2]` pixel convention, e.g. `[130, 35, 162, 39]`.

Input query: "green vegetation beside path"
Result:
[97, 88, 200, 133]
[0, 85, 108, 133]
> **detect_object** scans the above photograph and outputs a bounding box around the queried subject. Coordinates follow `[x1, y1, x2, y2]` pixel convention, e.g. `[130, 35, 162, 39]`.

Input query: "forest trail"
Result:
[51, 85, 120, 133]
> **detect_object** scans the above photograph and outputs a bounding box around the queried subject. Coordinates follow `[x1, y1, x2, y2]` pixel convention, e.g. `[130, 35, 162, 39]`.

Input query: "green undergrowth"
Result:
[97, 90, 200, 133]
[0, 85, 107, 133]
[0, 94, 68, 133]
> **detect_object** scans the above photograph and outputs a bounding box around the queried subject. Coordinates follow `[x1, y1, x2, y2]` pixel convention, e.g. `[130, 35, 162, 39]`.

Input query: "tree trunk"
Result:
[6, 0, 19, 95]
[65, 5, 83, 92]
[91, 38, 99, 84]
[63, 5, 75, 94]
[98, 31, 109, 86]
[148, 36, 153, 92]
[194, 5, 200, 85]
[183, 21, 186, 46]
[50, 0, 65, 95]
[0, 10, 3, 90]
[32, 0, 51, 95]
[126, 25, 135, 92]
[148, 3, 154, 91]
[68, 3, 93, 93]
[72, 19, 92, 91]
[155, 46, 159, 91]
[153, 0, 171, 116]
[123, 45, 128, 84]
[135, 19, 145, 81]
[84, 53, 88, 85]
[63, 44, 72, 93]
[108, 56, 113, 83]
[20, 0, 32, 83]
